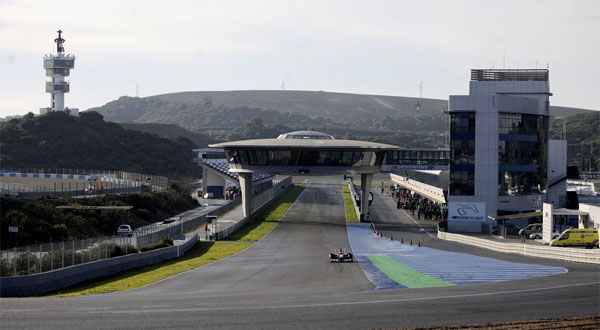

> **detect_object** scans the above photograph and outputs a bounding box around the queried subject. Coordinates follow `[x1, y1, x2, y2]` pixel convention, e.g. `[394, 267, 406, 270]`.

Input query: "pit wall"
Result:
[437, 231, 600, 264]
[217, 177, 293, 239]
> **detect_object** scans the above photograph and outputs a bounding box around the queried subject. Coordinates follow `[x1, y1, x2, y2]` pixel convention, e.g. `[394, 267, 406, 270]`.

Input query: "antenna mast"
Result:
[415, 80, 423, 112]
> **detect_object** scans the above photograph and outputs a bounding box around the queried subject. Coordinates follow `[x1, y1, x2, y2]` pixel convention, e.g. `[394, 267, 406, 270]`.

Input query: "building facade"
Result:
[447, 69, 566, 232]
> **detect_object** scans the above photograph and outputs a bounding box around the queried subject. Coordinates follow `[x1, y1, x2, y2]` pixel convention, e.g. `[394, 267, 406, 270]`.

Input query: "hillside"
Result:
[118, 122, 218, 147]
[89, 90, 597, 158]
[549, 111, 600, 172]
[89, 91, 453, 148]
[92, 90, 593, 129]
[0, 112, 202, 179]
[0, 183, 198, 249]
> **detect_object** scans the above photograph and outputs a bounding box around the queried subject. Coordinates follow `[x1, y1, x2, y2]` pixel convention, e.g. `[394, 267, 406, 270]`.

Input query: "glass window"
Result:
[450, 170, 474, 195]
[238, 150, 248, 165]
[497, 113, 548, 195]
[451, 112, 475, 134]
[342, 152, 354, 166]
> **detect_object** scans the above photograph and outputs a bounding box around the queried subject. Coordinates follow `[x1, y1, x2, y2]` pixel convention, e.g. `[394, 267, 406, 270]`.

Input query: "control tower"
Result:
[40, 30, 78, 116]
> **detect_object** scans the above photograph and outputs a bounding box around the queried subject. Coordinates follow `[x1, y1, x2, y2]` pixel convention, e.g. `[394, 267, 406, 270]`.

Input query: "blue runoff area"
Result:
[347, 223, 567, 290]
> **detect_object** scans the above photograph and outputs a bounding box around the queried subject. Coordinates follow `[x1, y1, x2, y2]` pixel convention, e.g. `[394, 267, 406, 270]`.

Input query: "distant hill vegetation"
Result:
[89, 91, 454, 149]
[549, 111, 600, 172]
[118, 122, 219, 147]
[0, 112, 201, 179]
[89, 90, 597, 162]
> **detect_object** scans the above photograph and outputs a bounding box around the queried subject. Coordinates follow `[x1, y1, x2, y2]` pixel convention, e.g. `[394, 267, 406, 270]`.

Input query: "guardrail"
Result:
[437, 231, 600, 264]
[0, 234, 198, 297]
[0, 168, 168, 197]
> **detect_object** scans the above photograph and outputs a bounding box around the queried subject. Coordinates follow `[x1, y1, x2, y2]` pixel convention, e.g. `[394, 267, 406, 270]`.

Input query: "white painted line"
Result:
[27, 281, 595, 314]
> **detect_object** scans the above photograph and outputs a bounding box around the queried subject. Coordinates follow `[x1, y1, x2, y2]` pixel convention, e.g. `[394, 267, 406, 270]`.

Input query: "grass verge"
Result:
[226, 185, 305, 241]
[44, 241, 251, 297]
[342, 182, 359, 222]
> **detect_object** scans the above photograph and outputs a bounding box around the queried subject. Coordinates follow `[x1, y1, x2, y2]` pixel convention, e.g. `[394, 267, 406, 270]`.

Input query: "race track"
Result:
[1, 176, 598, 330]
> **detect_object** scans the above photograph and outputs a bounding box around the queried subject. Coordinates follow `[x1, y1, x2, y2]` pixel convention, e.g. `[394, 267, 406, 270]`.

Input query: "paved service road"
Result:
[1, 176, 599, 330]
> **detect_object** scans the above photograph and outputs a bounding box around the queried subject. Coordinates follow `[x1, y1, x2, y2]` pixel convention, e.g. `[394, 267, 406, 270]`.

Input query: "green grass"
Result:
[226, 185, 305, 241]
[342, 183, 359, 222]
[367, 255, 455, 288]
[45, 241, 251, 297]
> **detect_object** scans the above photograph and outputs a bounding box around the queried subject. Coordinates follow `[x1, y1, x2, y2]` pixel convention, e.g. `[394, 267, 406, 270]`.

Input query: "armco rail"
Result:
[438, 231, 600, 264]
[0, 234, 198, 297]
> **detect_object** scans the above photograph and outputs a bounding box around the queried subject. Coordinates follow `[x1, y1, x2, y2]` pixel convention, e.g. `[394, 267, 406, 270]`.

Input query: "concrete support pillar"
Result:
[238, 172, 253, 218]
[360, 173, 374, 222]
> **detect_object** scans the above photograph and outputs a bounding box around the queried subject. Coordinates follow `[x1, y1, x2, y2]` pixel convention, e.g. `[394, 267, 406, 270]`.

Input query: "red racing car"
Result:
[329, 248, 353, 263]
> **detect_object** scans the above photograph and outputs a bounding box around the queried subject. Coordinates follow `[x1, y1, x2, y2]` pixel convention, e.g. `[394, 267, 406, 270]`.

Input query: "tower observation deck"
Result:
[40, 30, 78, 116]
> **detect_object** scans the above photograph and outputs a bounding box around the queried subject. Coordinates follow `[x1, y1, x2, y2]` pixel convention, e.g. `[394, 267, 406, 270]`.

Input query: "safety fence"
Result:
[0, 235, 136, 277]
[0, 233, 198, 297]
[0, 168, 168, 197]
[438, 231, 600, 264]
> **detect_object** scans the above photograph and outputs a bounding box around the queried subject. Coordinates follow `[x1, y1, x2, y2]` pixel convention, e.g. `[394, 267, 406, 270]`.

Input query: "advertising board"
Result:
[449, 202, 486, 221]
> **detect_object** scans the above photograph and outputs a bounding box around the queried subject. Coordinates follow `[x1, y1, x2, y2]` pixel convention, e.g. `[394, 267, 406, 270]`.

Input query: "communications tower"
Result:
[40, 30, 78, 116]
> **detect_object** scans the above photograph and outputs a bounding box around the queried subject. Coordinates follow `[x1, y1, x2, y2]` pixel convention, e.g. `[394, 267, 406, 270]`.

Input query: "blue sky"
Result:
[1, 0, 598, 117]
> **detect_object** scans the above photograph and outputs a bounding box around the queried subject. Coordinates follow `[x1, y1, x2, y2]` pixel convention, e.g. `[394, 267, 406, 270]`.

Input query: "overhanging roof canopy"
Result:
[489, 208, 588, 221]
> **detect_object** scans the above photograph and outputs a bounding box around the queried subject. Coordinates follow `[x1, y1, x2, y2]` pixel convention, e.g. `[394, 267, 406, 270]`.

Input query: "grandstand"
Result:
[206, 162, 273, 182]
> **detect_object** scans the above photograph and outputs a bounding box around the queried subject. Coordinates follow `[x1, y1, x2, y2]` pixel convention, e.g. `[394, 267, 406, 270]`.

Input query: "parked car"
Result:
[117, 224, 133, 237]
[493, 223, 521, 235]
[518, 223, 543, 237]
[529, 229, 560, 240]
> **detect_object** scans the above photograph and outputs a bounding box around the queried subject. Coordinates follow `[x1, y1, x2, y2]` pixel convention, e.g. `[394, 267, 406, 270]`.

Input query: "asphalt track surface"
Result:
[1, 176, 599, 330]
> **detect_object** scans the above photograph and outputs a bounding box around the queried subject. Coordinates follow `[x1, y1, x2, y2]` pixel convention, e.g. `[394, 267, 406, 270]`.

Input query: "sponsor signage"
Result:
[449, 202, 486, 221]
[383, 165, 437, 170]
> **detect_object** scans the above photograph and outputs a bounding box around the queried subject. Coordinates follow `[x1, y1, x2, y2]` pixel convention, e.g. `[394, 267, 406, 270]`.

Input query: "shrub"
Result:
[110, 244, 139, 257]
[140, 236, 174, 252]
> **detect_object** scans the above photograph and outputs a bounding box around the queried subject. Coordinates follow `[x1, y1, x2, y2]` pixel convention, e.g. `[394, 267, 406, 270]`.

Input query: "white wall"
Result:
[579, 204, 600, 229]
[547, 140, 567, 207]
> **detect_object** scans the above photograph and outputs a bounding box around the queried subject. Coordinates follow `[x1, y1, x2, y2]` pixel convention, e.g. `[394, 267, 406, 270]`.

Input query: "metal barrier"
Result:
[0, 235, 136, 277]
[438, 231, 600, 264]
[0, 234, 198, 297]
[0, 168, 168, 197]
